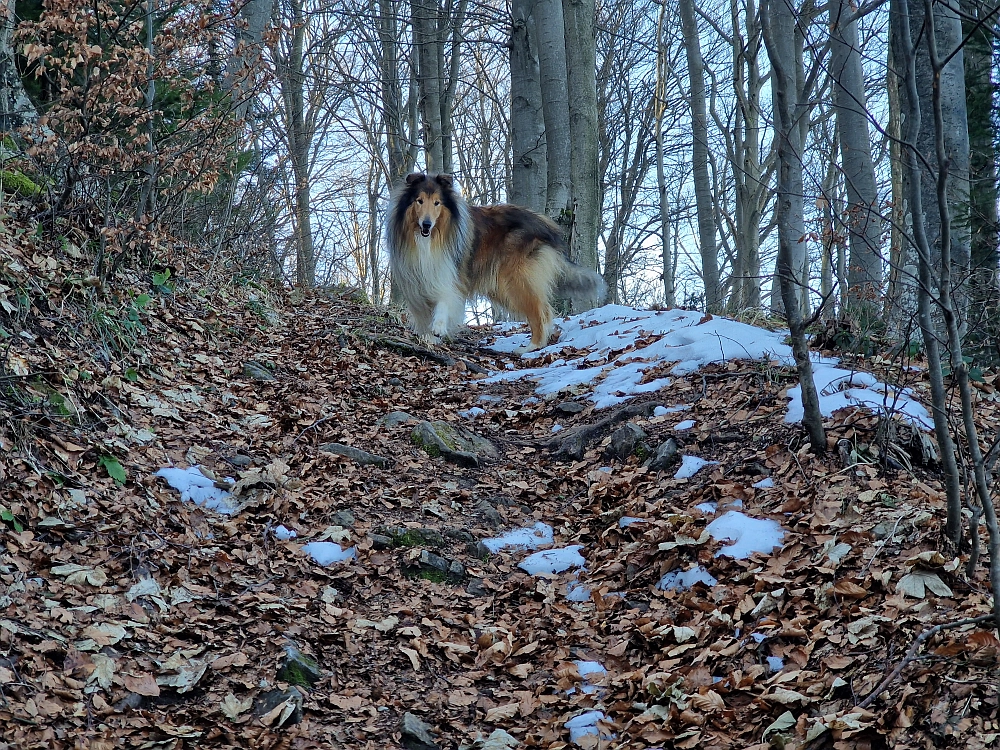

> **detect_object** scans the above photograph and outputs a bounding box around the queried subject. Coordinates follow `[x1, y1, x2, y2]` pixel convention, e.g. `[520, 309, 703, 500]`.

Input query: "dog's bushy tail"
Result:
[554, 257, 607, 312]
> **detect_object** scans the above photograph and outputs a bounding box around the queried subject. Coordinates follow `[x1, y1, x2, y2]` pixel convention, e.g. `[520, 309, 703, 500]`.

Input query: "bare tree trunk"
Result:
[655, 0, 674, 308]
[412, 0, 444, 171]
[885, 30, 907, 325]
[0, 0, 36, 130]
[439, 0, 467, 175]
[563, 0, 600, 277]
[276, 0, 315, 287]
[509, 0, 547, 212]
[892, 0, 962, 545]
[679, 0, 720, 312]
[536, 0, 572, 223]
[225, 0, 274, 122]
[767, 0, 807, 318]
[728, 0, 765, 311]
[763, 0, 825, 451]
[829, 0, 881, 314]
[377, 0, 410, 184]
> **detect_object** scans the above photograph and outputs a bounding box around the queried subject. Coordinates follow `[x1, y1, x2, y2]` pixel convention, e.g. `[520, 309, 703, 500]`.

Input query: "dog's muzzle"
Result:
[420, 222, 432, 237]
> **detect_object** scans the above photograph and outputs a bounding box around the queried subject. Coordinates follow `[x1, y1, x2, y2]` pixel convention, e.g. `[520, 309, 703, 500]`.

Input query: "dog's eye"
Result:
[416, 198, 424, 204]
[434, 201, 440, 206]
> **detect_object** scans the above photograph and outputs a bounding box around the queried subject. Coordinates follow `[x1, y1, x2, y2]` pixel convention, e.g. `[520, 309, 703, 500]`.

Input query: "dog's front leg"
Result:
[430, 293, 462, 339]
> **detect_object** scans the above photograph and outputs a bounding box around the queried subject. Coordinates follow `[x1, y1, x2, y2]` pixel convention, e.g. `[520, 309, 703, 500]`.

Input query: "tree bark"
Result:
[829, 0, 881, 314]
[225, 0, 274, 122]
[535, 0, 572, 223]
[763, 0, 825, 451]
[0, 0, 37, 130]
[509, 0, 547, 212]
[377, 0, 410, 184]
[439, 0, 467, 175]
[679, 0, 720, 312]
[412, 0, 444, 171]
[563, 0, 600, 276]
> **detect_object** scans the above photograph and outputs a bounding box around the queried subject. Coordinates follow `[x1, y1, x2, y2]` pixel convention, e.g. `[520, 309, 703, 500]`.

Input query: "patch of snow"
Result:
[565, 580, 592, 602]
[302, 542, 356, 566]
[274, 525, 298, 541]
[598, 466, 613, 473]
[572, 660, 607, 695]
[482, 522, 554, 553]
[674, 455, 719, 479]
[485, 305, 931, 427]
[751, 632, 767, 643]
[753, 477, 775, 489]
[707, 511, 785, 559]
[695, 501, 717, 515]
[566, 711, 615, 745]
[155, 466, 237, 515]
[657, 565, 718, 591]
[478, 394, 504, 403]
[767, 656, 785, 672]
[458, 406, 486, 419]
[674, 419, 696, 431]
[519, 545, 586, 575]
[618, 516, 646, 528]
[551, 423, 564, 433]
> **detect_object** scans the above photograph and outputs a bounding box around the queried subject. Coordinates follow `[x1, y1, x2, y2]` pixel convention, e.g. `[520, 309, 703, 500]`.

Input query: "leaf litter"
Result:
[1, 211, 999, 749]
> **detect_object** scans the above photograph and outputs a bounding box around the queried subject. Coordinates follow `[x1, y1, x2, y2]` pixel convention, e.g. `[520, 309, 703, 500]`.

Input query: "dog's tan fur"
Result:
[387, 173, 605, 350]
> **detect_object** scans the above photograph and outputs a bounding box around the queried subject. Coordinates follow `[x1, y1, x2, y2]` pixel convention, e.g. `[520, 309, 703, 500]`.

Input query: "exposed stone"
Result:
[243, 360, 275, 381]
[383, 526, 445, 548]
[369, 533, 393, 550]
[647, 437, 680, 471]
[411, 420, 499, 467]
[555, 401, 586, 414]
[228, 454, 253, 467]
[444, 527, 475, 544]
[466, 578, 490, 597]
[276, 643, 321, 689]
[253, 686, 304, 726]
[419, 550, 450, 573]
[331, 510, 356, 528]
[378, 410, 417, 427]
[474, 500, 503, 527]
[609, 423, 648, 459]
[319, 442, 390, 468]
[388, 377, 404, 386]
[401, 712, 439, 750]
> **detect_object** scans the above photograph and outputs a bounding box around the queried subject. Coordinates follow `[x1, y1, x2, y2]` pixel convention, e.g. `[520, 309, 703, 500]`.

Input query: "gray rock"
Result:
[609, 423, 648, 459]
[402, 712, 439, 750]
[474, 500, 503, 527]
[419, 550, 451, 573]
[229, 454, 253, 467]
[648, 437, 680, 471]
[411, 420, 499, 467]
[319, 442, 390, 468]
[466, 578, 490, 597]
[378, 410, 417, 427]
[243, 360, 275, 381]
[383, 526, 445, 548]
[448, 560, 465, 577]
[445, 527, 475, 544]
[253, 686, 304, 726]
[388, 378, 404, 387]
[370, 533, 393, 550]
[331, 510, 356, 528]
[276, 643, 322, 689]
[555, 401, 586, 414]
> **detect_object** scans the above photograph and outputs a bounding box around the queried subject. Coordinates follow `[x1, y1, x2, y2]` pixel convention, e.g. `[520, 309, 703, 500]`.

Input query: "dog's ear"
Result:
[405, 172, 424, 186]
[435, 174, 454, 190]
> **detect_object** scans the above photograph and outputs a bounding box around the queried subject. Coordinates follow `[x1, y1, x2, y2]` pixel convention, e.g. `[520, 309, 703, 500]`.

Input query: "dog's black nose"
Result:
[421, 221, 432, 231]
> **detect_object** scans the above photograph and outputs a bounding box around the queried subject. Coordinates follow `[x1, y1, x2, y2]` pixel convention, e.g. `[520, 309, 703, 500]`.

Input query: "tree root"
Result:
[546, 400, 663, 460]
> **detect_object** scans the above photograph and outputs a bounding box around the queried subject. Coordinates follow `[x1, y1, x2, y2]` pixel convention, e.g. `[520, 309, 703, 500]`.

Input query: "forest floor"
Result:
[1, 203, 999, 749]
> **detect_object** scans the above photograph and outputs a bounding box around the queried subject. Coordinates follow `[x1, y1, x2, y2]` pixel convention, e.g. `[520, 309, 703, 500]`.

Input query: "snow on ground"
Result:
[519, 546, 586, 575]
[565, 710, 614, 745]
[302, 542, 356, 566]
[674, 419, 696, 431]
[155, 466, 238, 515]
[753, 477, 775, 489]
[570, 660, 607, 695]
[482, 522, 554, 553]
[274, 525, 298, 540]
[618, 516, 646, 528]
[707, 511, 785, 559]
[485, 305, 930, 426]
[674, 455, 719, 479]
[657, 565, 719, 591]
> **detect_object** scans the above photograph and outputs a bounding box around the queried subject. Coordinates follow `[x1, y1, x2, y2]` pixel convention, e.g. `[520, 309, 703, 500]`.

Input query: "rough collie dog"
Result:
[387, 173, 605, 351]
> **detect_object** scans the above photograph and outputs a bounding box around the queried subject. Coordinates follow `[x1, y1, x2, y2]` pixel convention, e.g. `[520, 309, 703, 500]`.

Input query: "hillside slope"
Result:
[1, 214, 997, 749]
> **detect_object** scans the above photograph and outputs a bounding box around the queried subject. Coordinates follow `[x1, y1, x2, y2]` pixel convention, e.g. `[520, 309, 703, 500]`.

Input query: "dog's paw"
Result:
[430, 320, 450, 339]
[419, 332, 442, 347]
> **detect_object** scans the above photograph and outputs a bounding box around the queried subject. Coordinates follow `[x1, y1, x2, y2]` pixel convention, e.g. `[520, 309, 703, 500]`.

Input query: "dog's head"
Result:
[404, 173, 454, 238]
